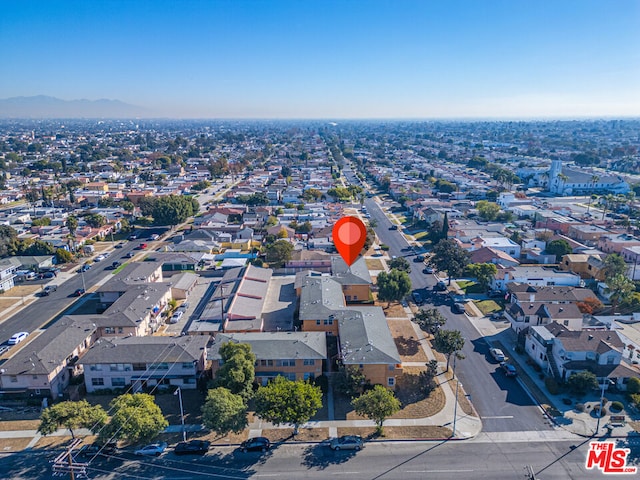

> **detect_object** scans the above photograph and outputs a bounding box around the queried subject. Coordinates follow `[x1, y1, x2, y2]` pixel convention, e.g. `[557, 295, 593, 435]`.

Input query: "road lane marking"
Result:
[480, 415, 514, 419]
[407, 470, 474, 473]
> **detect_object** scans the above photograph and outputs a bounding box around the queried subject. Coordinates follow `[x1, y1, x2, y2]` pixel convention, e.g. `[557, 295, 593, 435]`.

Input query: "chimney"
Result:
[588, 334, 593, 340]
[529, 292, 535, 303]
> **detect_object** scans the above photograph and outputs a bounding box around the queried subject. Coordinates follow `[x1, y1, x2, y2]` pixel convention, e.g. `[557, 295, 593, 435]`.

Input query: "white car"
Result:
[134, 442, 167, 456]
[169, 310, 184, 324]
[94, 254, 106, 263]
[489, 348, 506, 362]
[8, 332, 29, 345]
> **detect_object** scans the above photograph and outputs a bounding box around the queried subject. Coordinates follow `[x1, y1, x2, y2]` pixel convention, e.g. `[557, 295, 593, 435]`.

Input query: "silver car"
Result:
[329, 435, 364, 451]
[134, 442, 167, 456]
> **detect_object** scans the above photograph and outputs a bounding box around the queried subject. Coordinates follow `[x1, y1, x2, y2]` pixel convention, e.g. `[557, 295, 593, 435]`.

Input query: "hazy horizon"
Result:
[1, 1, 639, 119]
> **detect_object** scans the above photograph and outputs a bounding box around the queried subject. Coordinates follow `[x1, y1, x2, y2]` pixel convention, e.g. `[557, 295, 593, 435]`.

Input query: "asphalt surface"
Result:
[362, 193, 552, 434]
[0, 228, 167, 351]
[3, 437, 631, 479]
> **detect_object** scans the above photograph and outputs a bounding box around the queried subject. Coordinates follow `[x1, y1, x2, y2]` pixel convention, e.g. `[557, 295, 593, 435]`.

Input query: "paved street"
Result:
[2, 437, 628, 479]
[363, 195, 552, 434]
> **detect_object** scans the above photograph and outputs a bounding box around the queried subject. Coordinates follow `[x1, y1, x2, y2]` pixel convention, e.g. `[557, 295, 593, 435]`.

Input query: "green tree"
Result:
[202, 387, 248, 435]
[351, 385, 400, 435]
[102, 393, 168, 443]
[254, 376, 322, 435]
[605, 274, 635, 314]
[302, 188, 323, 202]
[414, 308, 447, 334]
[602, 253, 628, 279]
[627, 377, 640, 395]
[545, 239, 572, 261]
[31, 217, 51, 227]
[430, 239, 470, 285]
[265, 239, 293, 268]
[388, 256, 411, 273]
[334, 365, 369, 398]
[55, 248, 74, 264]
[139, 195, 199, 226]
[476, 200, 501, 221]
[84, 213, 106, 228]
[465, 263, 498, 291]
[441, 212, 449, 240]
[433, 329, 465, 372]
[65, 215, 79, 236]
[214, 342, 256, 399]
[376, 269, 412, 307]
[0, 225, 18, 257]
[566, 371, 598, 396]
[38, 400, 107, 439]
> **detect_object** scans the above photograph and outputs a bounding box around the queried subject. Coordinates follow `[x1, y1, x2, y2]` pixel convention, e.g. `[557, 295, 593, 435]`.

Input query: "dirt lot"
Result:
[337, 425, 452, 440]
[365, 258, 386, 271]
[0, 284, 41, 297]
[387, 319, 428, 362]
[0, 420, 41, 431]
[0, 437, 33, 451]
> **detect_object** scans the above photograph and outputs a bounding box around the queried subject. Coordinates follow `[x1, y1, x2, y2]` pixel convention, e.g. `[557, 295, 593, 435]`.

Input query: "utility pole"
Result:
[525, 465, 537, 479]
[52, 438, 87, 479]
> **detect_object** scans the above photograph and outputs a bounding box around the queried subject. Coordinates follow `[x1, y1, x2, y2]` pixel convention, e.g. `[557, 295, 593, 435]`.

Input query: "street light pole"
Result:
[595, 378, 611, 435]
[174, 387, 186, 442]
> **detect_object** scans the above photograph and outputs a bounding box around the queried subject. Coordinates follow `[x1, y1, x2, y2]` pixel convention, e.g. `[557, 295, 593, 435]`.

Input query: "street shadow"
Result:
[615, 437, 640, 466]
[489, 370, 537, 407]
[301, 441, 358, 470]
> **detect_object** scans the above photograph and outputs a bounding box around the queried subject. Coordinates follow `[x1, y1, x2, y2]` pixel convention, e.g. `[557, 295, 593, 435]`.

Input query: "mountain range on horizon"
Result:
[0, 95, 150, 119]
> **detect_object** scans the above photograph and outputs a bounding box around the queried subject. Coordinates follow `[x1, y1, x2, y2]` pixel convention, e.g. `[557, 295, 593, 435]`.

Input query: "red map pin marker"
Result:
[333, 216, 367, 267]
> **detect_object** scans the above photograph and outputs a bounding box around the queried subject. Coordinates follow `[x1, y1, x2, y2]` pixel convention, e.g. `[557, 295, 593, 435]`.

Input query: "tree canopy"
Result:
[567, 371, 598, 395]
[101, 393, 168, 443]
[465, 263, 498, 291]
[475, 200, 501, 221]
[202, 387, 248, 435]
[139, 195, 200, 226]
[605, 274, 635, 314]
[388, 256, 411, 273]
[265, 239, 293, 268]
[351, 385, 401, 434]
[545, 239, 572, 261]
[38, 400, 106, 438]
[430, 239, 470, 285]
[414, 308, 447, 334]
[602, 253, 628, 279]
[433, 329, 465, 371]
[213, 342, 256, 399]
[254, 376, 322, 434]
[376, 269, 412, 307]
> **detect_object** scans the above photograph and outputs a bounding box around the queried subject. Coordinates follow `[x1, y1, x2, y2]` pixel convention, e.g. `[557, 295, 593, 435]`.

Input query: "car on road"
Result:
[128, 234, 138, 240]
[240, 437, 271, 453]
[174, 440, 210, 455]
[8, 332, 29, 345]
[134, 442, 168, 456]
[490, 348, 506, 362]
[77, 442, 117, 458]
[73, 288, 86, 297]
[169, 310, 184, 324]
[109, 261, 122, 270]
[329, 435, 364, 451]
[136, 243, 148, 250]
[94, 254, 106, 263]
[411, 292, 424, 306]
[434, 281, 447, 291]
[125, 252, 135, 258]
[414, 255, 425, 262]
[452, 302, 466, 314]
[79, 263, 92, 273]
[114, 242, 125, 248]
[500, 362, 518, 377]
[422, 267, 435, 274]
[150, 234, 160, 240]
[42, 285, 58, 295]
[389, 225, 398, 230]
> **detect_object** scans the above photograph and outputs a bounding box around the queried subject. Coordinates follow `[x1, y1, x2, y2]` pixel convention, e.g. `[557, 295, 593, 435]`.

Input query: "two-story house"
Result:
[208, 332, 326, 385]
[79, 335, 209, 393]
[525, 322, 638, 390]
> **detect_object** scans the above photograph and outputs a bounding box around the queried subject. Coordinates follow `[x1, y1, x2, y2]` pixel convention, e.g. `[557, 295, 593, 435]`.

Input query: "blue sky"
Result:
[1, 0, 639, 118]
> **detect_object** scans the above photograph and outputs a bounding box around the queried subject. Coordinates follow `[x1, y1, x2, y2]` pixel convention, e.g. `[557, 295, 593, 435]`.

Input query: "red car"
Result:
[137, 243, 148, 250]
[73, 288, 86, 297]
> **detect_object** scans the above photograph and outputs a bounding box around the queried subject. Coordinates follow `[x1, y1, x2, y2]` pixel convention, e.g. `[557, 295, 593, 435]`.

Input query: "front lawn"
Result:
[473, 300, 502, 315]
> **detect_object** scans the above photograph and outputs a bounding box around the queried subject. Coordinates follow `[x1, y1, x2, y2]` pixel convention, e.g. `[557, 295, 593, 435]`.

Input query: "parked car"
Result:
[169, 310, 184, 324]
[414, 255, 425, 262]
[434, 281, 447, 291]
[489, 348, 506, 362]
[501, 362, 518, 377]
[134, 442, 168, 456]
[150, 234, 160, 240]
[490, 312, 505, 320]
[79, 263, 92, 272]
[8, 332, 29, 345]
[411, 292, 423, 306]
[452, 302, 466, 314]
[174, 440, 210, 455]
[389, 225, 398, 230]
[77, 442, 117, 458]
[73, 288, 86, 297]
[42, 285, 58, 295]
[39, 271, 56, 279]
[128, 234, 138, 240]
[329, 435, 364, 451]
[240, 437, 271, 453]
[488, 290, 504, 298]
[423, 267, 435, 274]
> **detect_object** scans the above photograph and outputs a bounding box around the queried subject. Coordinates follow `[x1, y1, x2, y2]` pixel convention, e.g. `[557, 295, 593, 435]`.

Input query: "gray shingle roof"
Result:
[0, 317, 96, 375]
[331, 256, 372, 285]
[78, 335, 209, 365]
[338, 307, 401, 365]
[208, 332, 326, 360]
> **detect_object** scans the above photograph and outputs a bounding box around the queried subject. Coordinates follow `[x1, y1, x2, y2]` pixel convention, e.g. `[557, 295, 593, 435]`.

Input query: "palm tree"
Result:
[557, 173, 569, 195]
